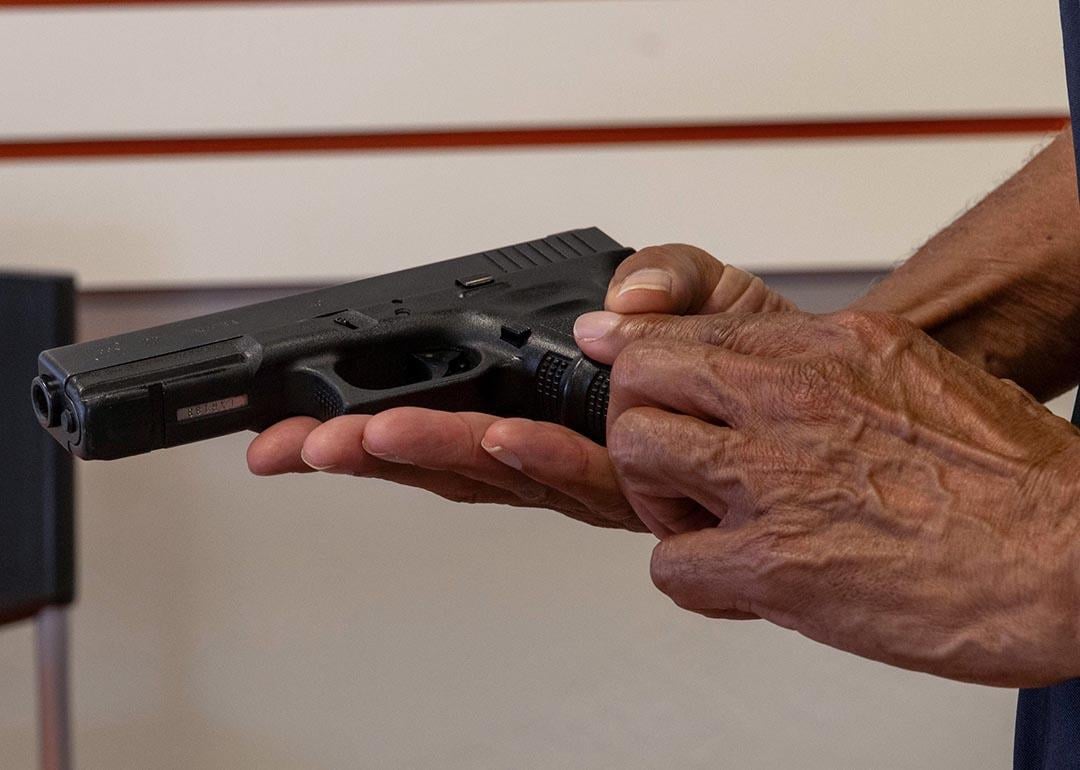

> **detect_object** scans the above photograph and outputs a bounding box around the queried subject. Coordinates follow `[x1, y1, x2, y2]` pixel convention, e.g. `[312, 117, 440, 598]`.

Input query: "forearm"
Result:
[849, 128, 1080, 400]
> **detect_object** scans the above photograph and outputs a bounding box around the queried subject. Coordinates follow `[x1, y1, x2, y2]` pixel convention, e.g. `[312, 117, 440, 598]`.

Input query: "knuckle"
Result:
[605, 413, 636, 471]
[704, 429, 742, 469]
[820, 311, 923, 383]
[735, 274, 767, 307]
[825, 308, 868, 330]
[612, 339, 692, 396]
[874, 312, 919, 338]
[561, 433, 595, 481]
[610, 341, 651, 394]
[826, 309, 918, 344]
[701, 346, 740, 391]
[695, 311, 805, 353]
[699, 317, 743, 349]
[606, 407, 655, 474]
[649, 541, 684, 598]
[456, 416, 498, 470]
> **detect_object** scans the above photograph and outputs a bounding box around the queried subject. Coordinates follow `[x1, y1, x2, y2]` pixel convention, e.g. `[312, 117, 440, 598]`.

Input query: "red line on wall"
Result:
[0, 117, 1067, 161]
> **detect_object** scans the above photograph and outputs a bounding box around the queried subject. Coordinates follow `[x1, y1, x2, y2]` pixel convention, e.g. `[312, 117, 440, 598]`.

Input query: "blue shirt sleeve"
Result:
[1011, 6, 1080, 767]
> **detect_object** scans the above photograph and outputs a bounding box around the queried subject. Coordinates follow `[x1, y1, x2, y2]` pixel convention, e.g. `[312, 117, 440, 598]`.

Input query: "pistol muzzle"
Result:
[31, 376, 62, 429]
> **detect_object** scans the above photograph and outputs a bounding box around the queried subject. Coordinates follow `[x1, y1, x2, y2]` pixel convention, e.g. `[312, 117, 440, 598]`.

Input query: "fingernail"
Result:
[574, 311, 621, 342]
[300, 448, 337, 471]
[481, 440, 523, 470]
[616, 268, 673, 297]
[361, 439, 410, 465]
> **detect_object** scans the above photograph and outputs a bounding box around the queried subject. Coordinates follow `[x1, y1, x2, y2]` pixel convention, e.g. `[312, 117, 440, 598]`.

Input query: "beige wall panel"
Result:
[0, 136, 1051, 287]
[0, 0, 1067, 138]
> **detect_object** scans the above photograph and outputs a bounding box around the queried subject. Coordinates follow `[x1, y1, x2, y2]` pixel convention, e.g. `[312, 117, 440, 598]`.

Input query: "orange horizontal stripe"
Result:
[0, 117, 1067, 161]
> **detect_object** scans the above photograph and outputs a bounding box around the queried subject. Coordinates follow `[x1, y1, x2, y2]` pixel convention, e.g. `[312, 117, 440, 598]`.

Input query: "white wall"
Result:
[0, 1, 1065, 135]
[0, 137, 1055, 286]
[0, 0, 1067, 286]
[0, 1, 1072, 768]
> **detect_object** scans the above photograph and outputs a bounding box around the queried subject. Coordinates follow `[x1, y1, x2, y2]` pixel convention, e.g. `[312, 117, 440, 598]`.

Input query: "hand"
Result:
[576, 308, 1080, 686]
[246, 245, 794, 531]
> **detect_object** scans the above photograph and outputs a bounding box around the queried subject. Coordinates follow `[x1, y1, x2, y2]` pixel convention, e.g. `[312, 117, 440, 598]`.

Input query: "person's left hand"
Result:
[246, 245, 793, 532]
[575, 308, 1080, 686]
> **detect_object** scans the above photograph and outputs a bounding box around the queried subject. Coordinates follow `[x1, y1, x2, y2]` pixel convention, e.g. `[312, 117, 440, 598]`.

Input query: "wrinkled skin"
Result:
[247, 244, 793, 532]
[248, 243, 1080, 687]
[581, 308, 1080, 686]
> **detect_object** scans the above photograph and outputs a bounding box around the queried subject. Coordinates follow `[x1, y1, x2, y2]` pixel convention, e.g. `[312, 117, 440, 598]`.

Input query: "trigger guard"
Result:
[408, 348, 476, 380]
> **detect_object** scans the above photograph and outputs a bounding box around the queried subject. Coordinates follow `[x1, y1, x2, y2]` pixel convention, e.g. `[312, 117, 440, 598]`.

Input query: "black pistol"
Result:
[32, 228, 632, 460]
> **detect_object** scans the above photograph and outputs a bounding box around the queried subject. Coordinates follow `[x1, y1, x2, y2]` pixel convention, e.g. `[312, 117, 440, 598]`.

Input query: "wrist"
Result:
[1026, 438, 1080, 680]
[848, 255, 1080, 399]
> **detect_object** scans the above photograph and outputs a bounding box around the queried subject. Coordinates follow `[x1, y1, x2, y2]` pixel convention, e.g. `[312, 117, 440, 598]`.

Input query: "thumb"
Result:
[574, 310, 799, 365]
[606, 244, 797, 315]
[605, 244, 726, 314]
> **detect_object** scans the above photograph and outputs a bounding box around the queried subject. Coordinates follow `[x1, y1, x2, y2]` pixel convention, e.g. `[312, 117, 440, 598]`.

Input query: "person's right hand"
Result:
[247, 244, 795, 532]
[575, 308, 1080, 684]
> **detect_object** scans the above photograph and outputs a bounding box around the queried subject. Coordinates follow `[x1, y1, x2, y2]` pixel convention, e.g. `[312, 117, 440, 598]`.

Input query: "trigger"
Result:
[408, 349, 473, 380]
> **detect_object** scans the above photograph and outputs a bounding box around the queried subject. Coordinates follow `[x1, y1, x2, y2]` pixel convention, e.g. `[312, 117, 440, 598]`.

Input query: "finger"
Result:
[359, 409, 547, 490]
[608, 407, 763, 532]
[605, 244, 724, 314]
[703, 268, 796, 314]
[300, 413, 397, 474]
[303, 410, 520, 486]
[305, 409, 589, 512]
[247, 416, 322, 475]
[300, 413, 554, 507]
[609, 340, 763, 429]
[606, 244, 796, 315]
[480, 418, 645, 531]
[627, 493, 722, 539]
[574, 310, 813, 365]
[650, 524, 789, 619]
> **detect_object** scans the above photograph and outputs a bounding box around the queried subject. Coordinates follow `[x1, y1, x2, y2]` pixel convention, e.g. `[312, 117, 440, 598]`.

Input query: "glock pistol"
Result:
[32, 228, 632, 460]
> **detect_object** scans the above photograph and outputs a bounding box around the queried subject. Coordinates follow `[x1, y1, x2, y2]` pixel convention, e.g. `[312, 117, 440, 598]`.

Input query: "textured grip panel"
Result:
[313, 380, 345, 421]
[584, 370, 610, 444]
[535, 352, 571, 422]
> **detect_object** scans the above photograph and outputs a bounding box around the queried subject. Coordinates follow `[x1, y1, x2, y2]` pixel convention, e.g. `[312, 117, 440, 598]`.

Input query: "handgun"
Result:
[32, 228, 632, 460]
